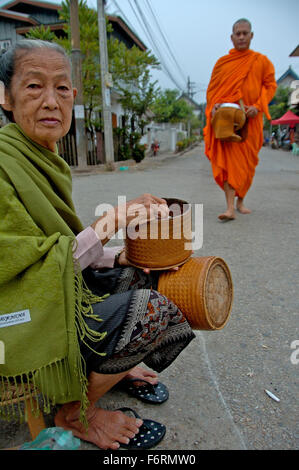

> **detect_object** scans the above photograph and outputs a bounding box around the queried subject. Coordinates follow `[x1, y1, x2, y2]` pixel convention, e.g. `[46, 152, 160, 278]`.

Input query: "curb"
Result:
[71, 143, 201, 176]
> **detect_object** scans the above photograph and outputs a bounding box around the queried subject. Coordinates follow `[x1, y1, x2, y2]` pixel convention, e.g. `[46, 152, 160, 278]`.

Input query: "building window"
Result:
[0, 40, 12, 51]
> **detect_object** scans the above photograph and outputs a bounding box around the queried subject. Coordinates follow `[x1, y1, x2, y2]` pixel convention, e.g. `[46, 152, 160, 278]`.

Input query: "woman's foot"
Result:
[55, 402, 143, 450]
[123, 366, 159, 386]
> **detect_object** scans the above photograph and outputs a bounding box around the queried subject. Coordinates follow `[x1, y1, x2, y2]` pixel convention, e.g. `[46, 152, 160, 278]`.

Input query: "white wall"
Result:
[141, 122, 187, 153]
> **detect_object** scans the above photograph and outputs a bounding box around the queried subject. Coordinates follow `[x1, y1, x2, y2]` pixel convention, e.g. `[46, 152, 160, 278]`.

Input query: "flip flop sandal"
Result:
[117, 407, 166, 450]
[119, 378, 169, 404]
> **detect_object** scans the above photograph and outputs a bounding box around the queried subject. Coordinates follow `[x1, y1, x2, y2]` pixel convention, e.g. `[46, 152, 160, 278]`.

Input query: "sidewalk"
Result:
[71, 143, 200, 176]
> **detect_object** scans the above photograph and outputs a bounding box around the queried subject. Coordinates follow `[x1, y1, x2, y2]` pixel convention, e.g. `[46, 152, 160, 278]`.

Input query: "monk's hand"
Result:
[212, 103, 221, 117]
[245, 105, 259, 118]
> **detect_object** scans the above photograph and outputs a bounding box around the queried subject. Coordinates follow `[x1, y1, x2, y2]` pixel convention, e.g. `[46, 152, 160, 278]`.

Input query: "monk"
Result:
[204, 19, 277, 220]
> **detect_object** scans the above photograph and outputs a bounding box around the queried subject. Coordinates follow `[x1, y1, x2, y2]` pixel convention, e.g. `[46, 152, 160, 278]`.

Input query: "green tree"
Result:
[118, 70, 158, 133]
[59, 0, 159, 133]
[269, 86, 290, 120]
[25, 0, 160, 139]
[108, 26, 159, 136]
[25, 25, 57, 41]
[115, 69, 159, 162]
[151, 89, 194, 123]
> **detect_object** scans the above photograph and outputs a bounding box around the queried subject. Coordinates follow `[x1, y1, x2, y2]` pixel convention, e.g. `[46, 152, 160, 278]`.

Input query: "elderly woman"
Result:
[0, 40, 195, 450]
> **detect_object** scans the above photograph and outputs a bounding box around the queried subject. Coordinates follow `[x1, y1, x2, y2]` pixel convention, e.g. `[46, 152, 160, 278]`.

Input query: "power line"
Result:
[110, 0, 191, 94]
[110, 0, 138, 35]
[131, 0, 186, 92]
[144, 0, 187, 84]
[127, 0, 155, 47]
[94, 1, 216, 100]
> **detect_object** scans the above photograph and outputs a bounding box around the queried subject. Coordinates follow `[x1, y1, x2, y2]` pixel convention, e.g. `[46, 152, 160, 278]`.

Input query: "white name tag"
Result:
[0, 309, 31, 328]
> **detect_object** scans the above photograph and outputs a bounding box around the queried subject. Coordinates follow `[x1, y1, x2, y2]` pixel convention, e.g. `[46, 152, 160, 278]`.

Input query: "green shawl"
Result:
[0, 124, 106, 422]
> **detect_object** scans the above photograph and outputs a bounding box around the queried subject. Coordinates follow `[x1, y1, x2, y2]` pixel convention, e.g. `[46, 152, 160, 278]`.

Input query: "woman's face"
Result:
[3, 48, 77, 152]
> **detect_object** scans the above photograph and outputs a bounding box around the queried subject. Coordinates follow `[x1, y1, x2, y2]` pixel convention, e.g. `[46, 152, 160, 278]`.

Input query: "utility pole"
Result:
[187, 76, 196, 99]
[187, 77, 194, 138]
[70, 0, 88, 169]
[97, 0, 115, 165]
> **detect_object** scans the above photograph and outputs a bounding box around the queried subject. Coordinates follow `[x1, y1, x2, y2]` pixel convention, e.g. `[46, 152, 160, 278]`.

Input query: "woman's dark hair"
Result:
[0, 39, 71, 122]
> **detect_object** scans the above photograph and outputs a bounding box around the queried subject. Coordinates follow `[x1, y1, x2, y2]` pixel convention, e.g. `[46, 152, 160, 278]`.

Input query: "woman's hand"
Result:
[91, 193, 169, 245]
[121, 194, 169, 227]
[117, 249, 179, 274]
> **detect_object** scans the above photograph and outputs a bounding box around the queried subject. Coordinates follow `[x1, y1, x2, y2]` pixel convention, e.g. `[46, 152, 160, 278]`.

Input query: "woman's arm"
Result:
[74, 226, 123, 271]
[91, 193, 169, 244]
[74, 194, 169, 271]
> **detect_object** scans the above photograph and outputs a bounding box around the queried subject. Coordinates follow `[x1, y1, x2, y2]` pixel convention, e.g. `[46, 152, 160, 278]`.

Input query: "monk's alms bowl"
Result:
[124, 197, 193, 270]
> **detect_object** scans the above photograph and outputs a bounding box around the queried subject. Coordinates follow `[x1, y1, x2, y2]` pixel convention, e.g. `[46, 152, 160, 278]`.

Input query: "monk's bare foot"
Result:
[236, 204, 251, 214]
[236, 198, 251, 214]
[54, 402, 143, 450]
[123, 366, 159, 386]
[218, 210, 236, 221]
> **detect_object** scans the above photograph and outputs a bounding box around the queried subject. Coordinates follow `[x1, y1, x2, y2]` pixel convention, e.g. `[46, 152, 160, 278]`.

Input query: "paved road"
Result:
[1, 144, 298, 450]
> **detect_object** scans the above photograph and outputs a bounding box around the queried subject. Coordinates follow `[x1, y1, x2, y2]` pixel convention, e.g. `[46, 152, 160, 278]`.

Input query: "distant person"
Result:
[204, 19, 277, 220]
[151, 139, 159, 156]
[289, 126, 295, 144]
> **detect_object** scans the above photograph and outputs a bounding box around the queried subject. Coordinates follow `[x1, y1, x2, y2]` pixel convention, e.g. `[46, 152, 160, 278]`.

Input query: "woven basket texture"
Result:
[125, 198, 193, 270]
[158, 256, 233, 330]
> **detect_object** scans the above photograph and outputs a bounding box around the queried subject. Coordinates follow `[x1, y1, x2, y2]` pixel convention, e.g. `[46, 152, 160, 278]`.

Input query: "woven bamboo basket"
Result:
[125, 198, 193, 270]
[158, 256, 233, 330]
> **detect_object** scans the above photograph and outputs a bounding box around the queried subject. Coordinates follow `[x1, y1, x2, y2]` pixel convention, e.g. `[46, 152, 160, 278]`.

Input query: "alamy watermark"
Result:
[0, 340, 4, 364]
[0, 81, 4, 105]
[95, 196, 203, 250]
[290, 80, 299, 106]
[290, 340, 299, 365]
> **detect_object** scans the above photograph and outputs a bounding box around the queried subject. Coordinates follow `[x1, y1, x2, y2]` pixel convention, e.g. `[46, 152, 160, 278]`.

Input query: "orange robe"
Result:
[204, 48, 277, 198]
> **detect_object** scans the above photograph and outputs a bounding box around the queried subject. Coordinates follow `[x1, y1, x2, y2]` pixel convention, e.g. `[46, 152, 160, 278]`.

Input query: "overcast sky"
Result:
[2, 0, 298, 103]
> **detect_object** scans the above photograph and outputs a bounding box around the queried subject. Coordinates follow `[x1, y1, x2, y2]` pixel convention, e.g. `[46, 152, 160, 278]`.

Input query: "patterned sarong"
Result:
[80, 267, 195, 375]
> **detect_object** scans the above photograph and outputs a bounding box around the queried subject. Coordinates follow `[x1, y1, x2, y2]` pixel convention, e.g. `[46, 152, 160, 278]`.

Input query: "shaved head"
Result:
[231, 19, 253, 51]
[232, 18, 252, 33]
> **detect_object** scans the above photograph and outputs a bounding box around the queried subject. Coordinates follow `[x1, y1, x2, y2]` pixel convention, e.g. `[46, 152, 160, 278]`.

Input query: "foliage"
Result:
[117, 70, 159, 135]
[262, 85, 292, 131]
[113, 125, 146, 163]
[109, 34, 159, 160]
[151, 89, 194, 123]
[25, 0, 159, 141]
[269, 86, 290, 120]
[132, 142, 146, 162]
[113, 127, 127, 159]
[176, 136, 198, 152]
[109, 35, 159, 85]
[25, 25, 57, 41]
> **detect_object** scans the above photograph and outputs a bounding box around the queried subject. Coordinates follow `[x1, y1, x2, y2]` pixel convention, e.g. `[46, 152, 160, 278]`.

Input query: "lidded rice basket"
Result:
[124, 198, 193, 270]
[158, 256, 233, 330]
